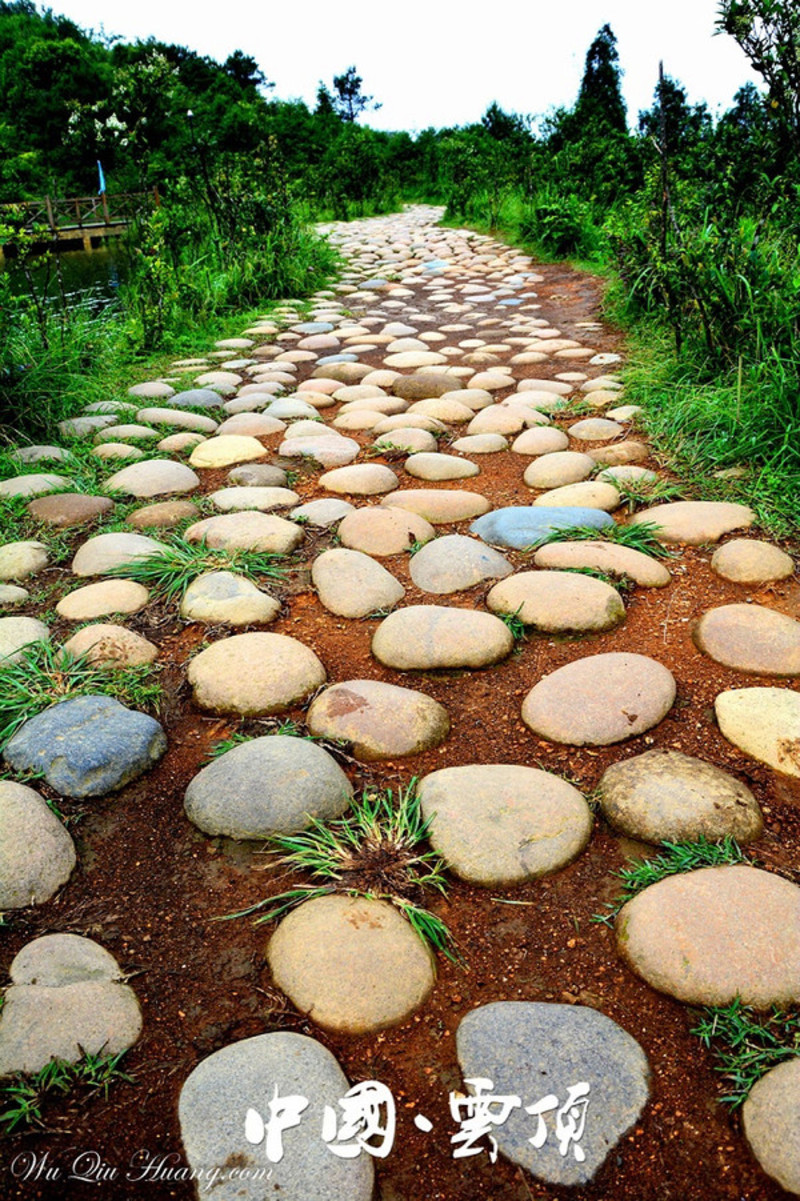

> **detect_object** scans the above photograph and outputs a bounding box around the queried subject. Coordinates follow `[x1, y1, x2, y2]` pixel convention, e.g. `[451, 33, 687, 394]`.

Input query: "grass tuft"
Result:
[691, 999, 800, 1109]
[532, 520, 677, 560]
[108, 536, 288, 600]
[0, 1050, 135, 1133]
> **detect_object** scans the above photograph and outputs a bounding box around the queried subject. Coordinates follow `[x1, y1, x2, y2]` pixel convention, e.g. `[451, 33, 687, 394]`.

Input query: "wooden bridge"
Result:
[0, 190, 158, 256]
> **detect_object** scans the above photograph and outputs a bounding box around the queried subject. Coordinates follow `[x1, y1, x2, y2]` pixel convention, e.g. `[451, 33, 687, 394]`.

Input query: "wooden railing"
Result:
[1, 190, 158, 235]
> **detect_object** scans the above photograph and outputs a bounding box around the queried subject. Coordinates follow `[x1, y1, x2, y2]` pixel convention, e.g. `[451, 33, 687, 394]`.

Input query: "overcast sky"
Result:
[54, 0, 759, 133]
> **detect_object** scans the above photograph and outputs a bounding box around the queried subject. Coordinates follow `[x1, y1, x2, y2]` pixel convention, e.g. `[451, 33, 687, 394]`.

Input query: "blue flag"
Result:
[97, 160, 107, 195]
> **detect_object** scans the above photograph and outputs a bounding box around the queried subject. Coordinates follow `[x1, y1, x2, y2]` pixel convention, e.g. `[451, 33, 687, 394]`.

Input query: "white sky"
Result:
[54, 0, 759, 133]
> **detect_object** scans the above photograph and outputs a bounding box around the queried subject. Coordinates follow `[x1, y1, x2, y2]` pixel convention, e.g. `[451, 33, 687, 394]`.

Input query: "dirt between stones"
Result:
[2, 253, 799, 1201]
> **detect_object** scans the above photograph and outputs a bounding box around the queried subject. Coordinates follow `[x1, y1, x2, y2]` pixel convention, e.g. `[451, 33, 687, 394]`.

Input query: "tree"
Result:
[223, 50, 271, 93]
[573, 24, 627, 134]
[716, 1, 800, 160]
[330, 66, 380, 123]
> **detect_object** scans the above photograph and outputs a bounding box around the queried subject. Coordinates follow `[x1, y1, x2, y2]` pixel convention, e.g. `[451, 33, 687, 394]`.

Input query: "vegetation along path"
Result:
[1, 205, 800, 1201]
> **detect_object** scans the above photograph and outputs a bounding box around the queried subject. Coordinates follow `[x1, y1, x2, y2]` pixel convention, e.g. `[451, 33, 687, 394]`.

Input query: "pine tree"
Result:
[573, 24, 627, 134]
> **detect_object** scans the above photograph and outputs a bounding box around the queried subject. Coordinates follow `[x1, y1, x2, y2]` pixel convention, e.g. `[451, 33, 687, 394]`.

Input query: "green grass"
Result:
[0, 641, 163, 750]
[109, 536, 288, 600]
[691, 999, 800, 1109]
[532, 520, 677, 560]
[222, 781, 460, 962]
[615, 477, 685, 514]
[0, 1051, 135, 1133]
[593, 836, 749, 927]
[496, 604, 527, 641]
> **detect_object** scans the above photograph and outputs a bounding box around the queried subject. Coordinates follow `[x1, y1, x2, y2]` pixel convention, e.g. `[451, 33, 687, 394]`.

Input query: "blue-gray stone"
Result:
[4, 695, 167, 798]
[456, 1002, 650, 1186]
[470, 506, 614, 549]
[317, 354, 358, 365]
[170, 389, 224, 410]
[498, 298, 523, 306]
[294, 322, 334, 334]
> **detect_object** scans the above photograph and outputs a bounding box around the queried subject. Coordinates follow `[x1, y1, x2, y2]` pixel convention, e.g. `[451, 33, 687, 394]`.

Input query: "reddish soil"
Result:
[2, 252, 799, 1201]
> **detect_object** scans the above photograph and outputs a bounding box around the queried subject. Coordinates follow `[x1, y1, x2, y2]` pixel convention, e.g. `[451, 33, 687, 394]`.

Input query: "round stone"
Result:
[0, 473, 71, 498]
[533, 541, 671, 587]
[338, 506, 436, 556]
[372, 605, 513, 670]
[128, 380, 175, 399]
[0, 781, 76, 908]
[3, 694, 167, 797]
[207, 486, 299, 512]
[471, 506, 613, 549]
[156, 433, 205, 453]
[487, 571, 625, 633]
[94, 424, 159, 443]
[56, 579, 150, 621]
[180, 572, 280, 626]
[407, 397, 474, 423]
[267, 895, 436, 1034]
[380, 489, 491, 524]
[71, 532, 167, 577]
[312, 548, 404, 618]
[307, 680, 449, 760]
[187, 632, 326, 715]
[93, 442, 145, 461]
[694, 604, 800, 676]
[532, 481, 621, 511]
[418, 765, 592, 885]
[711, 539, 794, 584]
[404, 453, 479, 481]
[632, 501, 755, 544]
[456, 1002, 650, 1187]
[184, 512, 303, 554]
[522, 652, 676, 745]
[715, 687, 800, 778]
[61, 623, 158, 667]
[319, 464, 399, 495]
[135, 406, 218, 432]
[409, 534, 512, 594]
[228, 464, 288, 488]
[103, 459, 199, 498]
[26, 494, 113, 527]
[215, 413, 286, 437]
[373, 429, 437, 455]
[0, 616, 50, 666]
[0, 934, 142, 1076]
[184, 736, 352, 838]
[279, 434, 360, 468]
[289, 499, 354, 527]
[568, 418, 624, 441]
[523, 452, 595, 488]
[0, 540, 49, 580]
[742, 1057, 800, 1196]
[374, 414, 446, 435]
[393, 373, 461, 400]
[588, 441, 649, 467]
[598, 750, 763, 844]
[179, 1033, 373, 1201]
[169, 388, 224, 410]
[450, 434, 508, 454]
[189, 436, 266, 469]
[0, 585, 28, 607]
[126, 500, 199, 528]
[616, 865, 800, 1007]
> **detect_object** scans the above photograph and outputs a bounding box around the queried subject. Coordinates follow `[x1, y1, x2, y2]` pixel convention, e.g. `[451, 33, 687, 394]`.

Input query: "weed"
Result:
[0, 1051, 135, 1133]
[0, 641, 163, 750]
[222, 781, 460, 962]
[616, 477, 685, 514]
[109, 536, 287, 600]
[405, 539, 428, 556]
[532, 520, 677, 560]
[557, 566, 635, 593]
[592, 836, 749, 926]
[691, 999, 800, 1108]
[497, 604, 527, 641]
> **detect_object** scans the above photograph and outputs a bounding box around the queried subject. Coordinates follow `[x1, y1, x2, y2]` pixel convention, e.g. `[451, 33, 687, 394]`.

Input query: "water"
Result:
[3, 244, 130, 308]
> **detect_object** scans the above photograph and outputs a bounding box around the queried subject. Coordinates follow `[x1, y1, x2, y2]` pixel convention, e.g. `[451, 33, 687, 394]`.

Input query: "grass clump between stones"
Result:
[109, 536, 288, 600]
[592, 836, 749, 927]
[533, 519, 677, 560]
[0, 1050, 135, 1133]
[223, 781, 460, 962]
[691, 998, 800, 1109]
[0, 641, 163, 750]
[496, 604, 527, 641]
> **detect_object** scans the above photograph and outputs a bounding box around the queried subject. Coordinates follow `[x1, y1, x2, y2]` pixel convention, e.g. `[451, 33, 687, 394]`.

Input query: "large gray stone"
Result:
[184, 736, 352, 838]
[307, 680, 449, 760]
[0, 781, 76, 908]
[0, 934, 142, 1076]
[598, 750, 763, 844]
[372, 606, 513, 670]
[471, 506, 613, 549]
[742, 1057, 800, 1196]
[267, 896, 436, 1034]
[179, 1033, 373, 1201]
[409, 534, 512, 594]
[3, 695, 167, 797]
[456, 1002, 650, 1186]
[418, 765, 592, 885]
[522, 652, 676, 745]
[616, 865, 800, 1008]
[188, 632, 326, 715]
[312, 549, 404, 618]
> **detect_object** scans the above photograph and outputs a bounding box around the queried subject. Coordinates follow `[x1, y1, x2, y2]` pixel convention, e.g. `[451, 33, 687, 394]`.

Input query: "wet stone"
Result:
[522, 652, 676, 745]
[693, 604, 800, 676]
[307, 679, 449, 761]
[598, 750, 763, 844]
[456, 1002, 650, 1187]
[184, 735, 352, 838]
[188, 632, 326, 715]
[3, 694, 167, 797]
[617, 865, 800, 1008]
[267, 895, 436, 1035]
[418, 765, 592, 886]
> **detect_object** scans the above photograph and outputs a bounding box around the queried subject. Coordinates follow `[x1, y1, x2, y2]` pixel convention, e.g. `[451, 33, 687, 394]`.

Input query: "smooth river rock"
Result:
[187, 632, 326, 715]
[693, 603, 800, 676]
[312, 549, 404, 618]
[307, 679, 449, 760]
[0, 781, 76, 909]
[372, 606, 514, 670]
[715, 687, 800, 778]
[486, 571, 625, 633]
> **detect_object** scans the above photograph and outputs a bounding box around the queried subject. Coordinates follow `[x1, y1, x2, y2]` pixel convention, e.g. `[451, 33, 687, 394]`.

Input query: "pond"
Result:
[2, 242, 130, 307]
